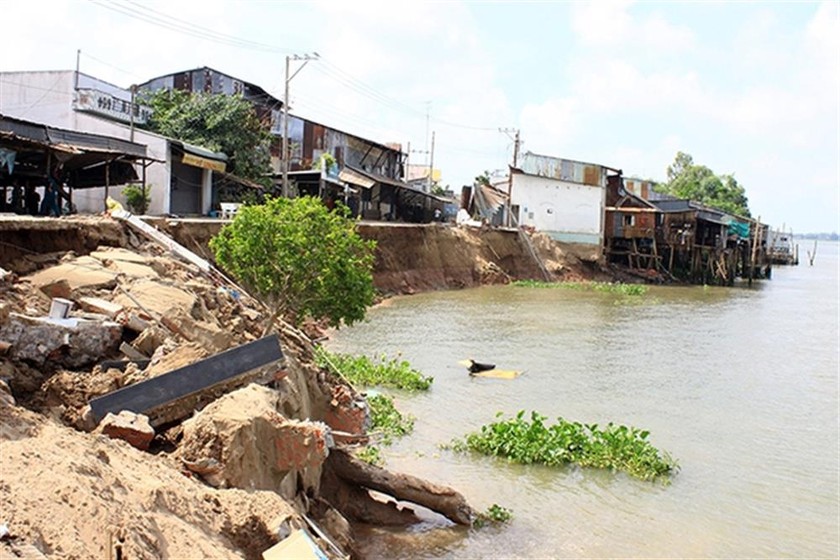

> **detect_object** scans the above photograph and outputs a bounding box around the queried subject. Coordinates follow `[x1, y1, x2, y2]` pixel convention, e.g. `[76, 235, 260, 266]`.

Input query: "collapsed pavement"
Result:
[0, 215, 475, 559]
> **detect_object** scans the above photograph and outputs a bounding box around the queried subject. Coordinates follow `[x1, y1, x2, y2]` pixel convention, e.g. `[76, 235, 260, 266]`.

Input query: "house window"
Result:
[624, 214, 635, 226]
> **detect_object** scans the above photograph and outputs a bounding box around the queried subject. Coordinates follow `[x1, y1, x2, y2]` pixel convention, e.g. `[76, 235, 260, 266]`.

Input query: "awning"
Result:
[339, 167, 375, 189]
[1, 113, 148, 188]
[174, 141, 227, 173]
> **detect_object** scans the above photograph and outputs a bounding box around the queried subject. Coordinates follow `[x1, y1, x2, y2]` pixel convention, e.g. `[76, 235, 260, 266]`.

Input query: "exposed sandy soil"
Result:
[0, 403, 297, 560]
[0, 215, 615, 559]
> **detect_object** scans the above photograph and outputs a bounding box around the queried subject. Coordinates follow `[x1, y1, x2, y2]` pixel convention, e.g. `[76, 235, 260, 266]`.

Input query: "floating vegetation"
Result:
[473, 504, 513, 528]
[315, 348, 428, 465]
[354, 445, 383, 466]
[450, 411, 678, 482]
[367, 393, 415, 446]
[352, 394, 415, 465]
[511, 280, 648, 296]
[315, 347, 433, 391]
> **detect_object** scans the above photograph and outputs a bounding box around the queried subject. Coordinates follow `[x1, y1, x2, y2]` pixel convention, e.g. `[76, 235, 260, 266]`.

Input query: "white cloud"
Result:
[570, 1, 694, 51]
[519, 98, 579, 155]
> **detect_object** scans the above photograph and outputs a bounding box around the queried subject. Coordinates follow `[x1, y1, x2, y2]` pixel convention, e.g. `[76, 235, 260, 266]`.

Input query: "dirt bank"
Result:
[0, 215, 482, 559]
[146, 218, 609, 296]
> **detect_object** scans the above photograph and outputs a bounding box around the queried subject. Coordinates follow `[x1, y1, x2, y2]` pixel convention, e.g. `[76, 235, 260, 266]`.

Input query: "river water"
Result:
[326, 242, 839, 558]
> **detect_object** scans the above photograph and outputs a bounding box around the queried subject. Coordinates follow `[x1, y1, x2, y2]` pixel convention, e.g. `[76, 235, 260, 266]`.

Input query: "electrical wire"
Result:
[89, 0, 295, 54]
[89, 0, 504, 133]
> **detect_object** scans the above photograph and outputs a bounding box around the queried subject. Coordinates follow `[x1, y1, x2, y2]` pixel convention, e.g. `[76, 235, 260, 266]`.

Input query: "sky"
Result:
[1, 0, 838, 233]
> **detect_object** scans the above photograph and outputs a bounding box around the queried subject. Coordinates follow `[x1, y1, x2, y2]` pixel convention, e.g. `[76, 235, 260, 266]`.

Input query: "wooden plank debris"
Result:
[89, 334, 284, 425]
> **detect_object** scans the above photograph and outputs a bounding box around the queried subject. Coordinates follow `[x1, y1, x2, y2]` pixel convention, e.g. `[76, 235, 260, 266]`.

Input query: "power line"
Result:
[80, 51, 147, 81]
[88, 0, 504, 132]
[89, 0, 295, 53]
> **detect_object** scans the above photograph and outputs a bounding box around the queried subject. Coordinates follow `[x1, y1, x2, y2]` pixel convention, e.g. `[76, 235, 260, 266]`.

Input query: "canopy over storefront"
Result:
[0, 113, 149, 189]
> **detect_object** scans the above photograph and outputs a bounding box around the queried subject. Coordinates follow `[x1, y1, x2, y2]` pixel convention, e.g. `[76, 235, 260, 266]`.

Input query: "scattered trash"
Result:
[261, 529, 328, 560]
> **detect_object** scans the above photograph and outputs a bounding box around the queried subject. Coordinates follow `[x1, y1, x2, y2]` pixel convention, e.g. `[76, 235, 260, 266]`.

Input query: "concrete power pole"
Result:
[282, 53, 319, 198]
[500, 128, 521, 227]
[428, 131, 435, 193]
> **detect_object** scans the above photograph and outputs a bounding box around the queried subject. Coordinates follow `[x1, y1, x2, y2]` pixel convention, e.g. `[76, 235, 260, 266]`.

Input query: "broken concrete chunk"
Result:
[39, 279, 72, 300]
[0, 379, 15, 407]
[131, 326, 166, 357]
[0, 313, 122, 367]
[324, 385, 370, 438]
[98, 410, 155, 451]
[119, 341, 148, 361]
[77, 297, 125, 319]
[179, 384, 329, 495]
[123, 313, 152, 334]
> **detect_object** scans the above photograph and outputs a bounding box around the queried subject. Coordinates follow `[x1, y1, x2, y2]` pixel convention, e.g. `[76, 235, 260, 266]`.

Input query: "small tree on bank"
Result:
[209, 196, 376, 329]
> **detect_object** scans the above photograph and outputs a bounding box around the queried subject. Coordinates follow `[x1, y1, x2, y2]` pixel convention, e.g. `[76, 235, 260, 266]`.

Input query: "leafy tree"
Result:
[474, 171, 491, 187]
[209, 196, 376, 329]
[655, 151, 751, 217]
[143, 89, 273, 186]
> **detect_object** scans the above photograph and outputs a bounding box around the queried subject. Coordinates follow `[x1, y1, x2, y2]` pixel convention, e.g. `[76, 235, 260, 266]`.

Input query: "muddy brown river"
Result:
[327, 242, 839, 558]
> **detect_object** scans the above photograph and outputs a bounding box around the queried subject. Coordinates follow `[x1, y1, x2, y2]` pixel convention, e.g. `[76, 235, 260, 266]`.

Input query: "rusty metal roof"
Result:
[514, 151, 611, 186]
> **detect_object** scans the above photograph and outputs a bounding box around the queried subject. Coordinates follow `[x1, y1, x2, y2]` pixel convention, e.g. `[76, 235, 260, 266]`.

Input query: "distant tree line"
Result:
[654, 152, 751, 218]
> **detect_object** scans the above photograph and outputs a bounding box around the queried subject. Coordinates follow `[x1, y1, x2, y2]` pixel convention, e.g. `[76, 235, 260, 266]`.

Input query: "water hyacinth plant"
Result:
[315, 347, 434, 391]
[367, 393, 415, 446]
[451, 411, 678, 482]
[473, 504, 513, 528]
[315, 347, 430, 465]
[512, 280, 648, 296]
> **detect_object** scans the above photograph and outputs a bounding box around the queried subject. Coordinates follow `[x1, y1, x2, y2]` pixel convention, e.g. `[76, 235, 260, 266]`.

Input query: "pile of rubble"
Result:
[0, 216, 474, 559]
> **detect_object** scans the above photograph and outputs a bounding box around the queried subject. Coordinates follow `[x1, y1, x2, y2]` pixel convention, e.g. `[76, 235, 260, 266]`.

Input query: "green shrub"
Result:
[122, 183, 151, 214]
[451, 410, 678, 482]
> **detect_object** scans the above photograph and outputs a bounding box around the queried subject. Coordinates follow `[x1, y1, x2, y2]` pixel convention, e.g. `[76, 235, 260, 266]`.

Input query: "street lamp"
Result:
[282, 52, 319, 198]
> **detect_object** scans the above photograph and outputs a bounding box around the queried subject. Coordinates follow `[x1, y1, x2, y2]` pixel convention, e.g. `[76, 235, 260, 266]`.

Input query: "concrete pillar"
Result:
[201, 169, 213, 216]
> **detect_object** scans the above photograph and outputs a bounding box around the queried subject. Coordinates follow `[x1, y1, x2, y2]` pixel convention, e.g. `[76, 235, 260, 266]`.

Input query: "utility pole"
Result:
[75, 49, 80, 91]
[428, 131, 435, 193]
[500, 128, 521, 227]
[129, 85, 137, 142]
[282, 52, 319, 198]
[408, 144, 429, 188]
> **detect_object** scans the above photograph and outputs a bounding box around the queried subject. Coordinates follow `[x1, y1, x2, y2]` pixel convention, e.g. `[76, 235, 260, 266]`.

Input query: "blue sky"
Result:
[2, 1, 838, 232]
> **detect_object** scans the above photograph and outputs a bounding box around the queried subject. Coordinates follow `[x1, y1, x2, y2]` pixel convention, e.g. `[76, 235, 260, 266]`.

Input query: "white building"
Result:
[510, 151, 612, 246]
[0, 70, 226, 215]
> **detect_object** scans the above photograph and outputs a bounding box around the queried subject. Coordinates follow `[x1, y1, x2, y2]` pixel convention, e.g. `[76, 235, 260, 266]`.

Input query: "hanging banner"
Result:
[182, 153, 226, 173]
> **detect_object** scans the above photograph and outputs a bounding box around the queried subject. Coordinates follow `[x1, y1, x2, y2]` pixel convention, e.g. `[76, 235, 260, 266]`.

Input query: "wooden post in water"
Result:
[807, 239, 818, 266]
[749, 216, 761, 286]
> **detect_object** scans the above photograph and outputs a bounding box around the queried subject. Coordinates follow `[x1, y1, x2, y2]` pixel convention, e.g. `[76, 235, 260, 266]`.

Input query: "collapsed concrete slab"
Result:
[0, 313, 122, 368]
[179, 384, 331, 499]
[88, 334, 284, 427]
[113, 279, 197, 317]
[25, 256, 119, 292]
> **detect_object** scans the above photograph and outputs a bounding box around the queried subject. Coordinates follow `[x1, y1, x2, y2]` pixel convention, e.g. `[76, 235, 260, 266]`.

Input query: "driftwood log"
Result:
[324, 448, 474, 526]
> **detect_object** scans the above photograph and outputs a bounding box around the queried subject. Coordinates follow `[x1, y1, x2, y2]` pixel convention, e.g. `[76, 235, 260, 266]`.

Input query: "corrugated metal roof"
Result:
[515, 151, 608, 186]
[1, 113, 147, 158]
[339, 167, 376, 189]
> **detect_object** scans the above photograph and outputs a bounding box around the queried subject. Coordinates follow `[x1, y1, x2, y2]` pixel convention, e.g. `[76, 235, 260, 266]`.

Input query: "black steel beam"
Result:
[89, 335, 283, 422]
